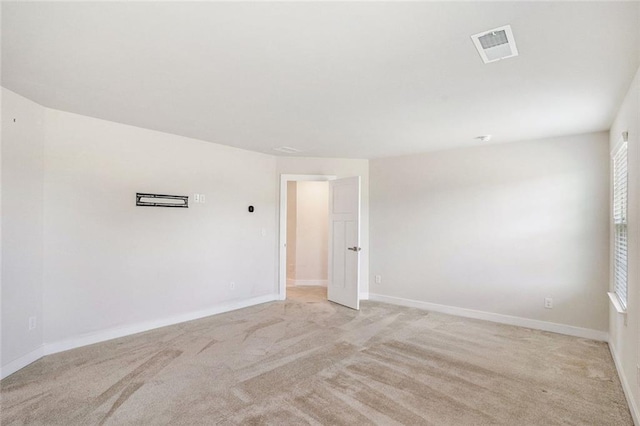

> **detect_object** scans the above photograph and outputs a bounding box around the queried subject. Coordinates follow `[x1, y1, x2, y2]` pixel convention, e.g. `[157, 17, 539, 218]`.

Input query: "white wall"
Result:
[370, 132, 610, 332]
[293, 181, 328, 284]
[276, 157, 370, 296]
[1, 89, 45, 370]
[609, 65, 640, 421]
[2, 100, 370, 374]
[42, 109, 278, 345]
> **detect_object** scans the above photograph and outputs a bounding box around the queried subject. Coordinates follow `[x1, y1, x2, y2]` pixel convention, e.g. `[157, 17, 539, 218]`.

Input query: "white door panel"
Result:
[331, 221, 346, 289]
[328, 176, 361, 310]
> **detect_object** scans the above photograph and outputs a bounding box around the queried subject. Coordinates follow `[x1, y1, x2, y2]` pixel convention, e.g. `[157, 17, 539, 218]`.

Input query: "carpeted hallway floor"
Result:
[0, 286, 632, 425]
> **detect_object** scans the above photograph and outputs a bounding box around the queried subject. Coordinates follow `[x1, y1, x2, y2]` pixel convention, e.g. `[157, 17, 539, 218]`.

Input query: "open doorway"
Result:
[286, 181, 329, 301]
[279, 175, 335, 301]
[279, 174, 362, 309]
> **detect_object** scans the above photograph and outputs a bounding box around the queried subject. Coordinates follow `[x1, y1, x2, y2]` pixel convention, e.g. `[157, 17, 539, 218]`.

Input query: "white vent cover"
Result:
[273, 146, 301, 154]
[471, 25, 518, 64]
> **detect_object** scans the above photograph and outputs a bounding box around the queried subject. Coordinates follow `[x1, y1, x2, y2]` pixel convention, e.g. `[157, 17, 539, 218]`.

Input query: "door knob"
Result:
[347, 246, 361, 252]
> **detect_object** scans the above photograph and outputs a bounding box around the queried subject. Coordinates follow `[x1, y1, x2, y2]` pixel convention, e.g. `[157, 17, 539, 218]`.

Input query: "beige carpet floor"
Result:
[0, 286, 632, 425]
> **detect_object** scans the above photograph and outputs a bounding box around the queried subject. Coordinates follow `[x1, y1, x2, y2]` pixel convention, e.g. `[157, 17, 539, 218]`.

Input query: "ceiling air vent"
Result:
[471, 25, 518, 64]
[273, 146, 301, 154]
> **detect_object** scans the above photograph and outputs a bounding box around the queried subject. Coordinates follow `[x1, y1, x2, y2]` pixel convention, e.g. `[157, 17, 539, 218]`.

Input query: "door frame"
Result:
[279, 174, 336, 300]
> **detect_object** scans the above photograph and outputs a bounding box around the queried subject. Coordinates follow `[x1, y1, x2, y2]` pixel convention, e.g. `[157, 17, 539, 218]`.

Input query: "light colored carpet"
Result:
[1, 286, 632, 425]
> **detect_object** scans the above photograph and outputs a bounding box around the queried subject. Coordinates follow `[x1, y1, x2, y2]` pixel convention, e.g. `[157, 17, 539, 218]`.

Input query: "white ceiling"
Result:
[2, 2, 639, 159]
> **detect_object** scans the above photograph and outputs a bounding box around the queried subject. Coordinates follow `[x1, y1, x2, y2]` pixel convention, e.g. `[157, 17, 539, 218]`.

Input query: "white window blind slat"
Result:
[612, 141, 628, 309]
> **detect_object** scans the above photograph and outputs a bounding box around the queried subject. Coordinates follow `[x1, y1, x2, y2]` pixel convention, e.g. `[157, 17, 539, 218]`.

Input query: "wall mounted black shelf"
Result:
[136, 193, 188, 208]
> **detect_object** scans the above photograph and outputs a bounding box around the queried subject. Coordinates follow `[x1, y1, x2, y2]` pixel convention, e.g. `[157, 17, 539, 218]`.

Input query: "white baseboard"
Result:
[289, 279, 327, 287]
[1, 345, 45, 380]
[610, 344, 640, 425]
[368, 293, 608, 342]
[1, 294, 279, 380]
[44, 294, 279, 356]
[359, 292, 369, 300]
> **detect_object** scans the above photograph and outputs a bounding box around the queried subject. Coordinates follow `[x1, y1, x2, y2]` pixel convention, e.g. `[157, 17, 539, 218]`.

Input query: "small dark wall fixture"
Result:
[136, 193, 189, 208]
[248, 206, 254, 213]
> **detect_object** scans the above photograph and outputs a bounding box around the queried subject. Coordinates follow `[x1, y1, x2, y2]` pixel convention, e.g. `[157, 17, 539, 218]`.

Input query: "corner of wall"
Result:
[608, 63, 640, 426]
[1, 88, 46, 376]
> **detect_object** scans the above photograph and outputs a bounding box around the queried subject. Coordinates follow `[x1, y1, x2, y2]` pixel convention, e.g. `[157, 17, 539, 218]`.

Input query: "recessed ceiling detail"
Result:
[471, 25, 519, 64]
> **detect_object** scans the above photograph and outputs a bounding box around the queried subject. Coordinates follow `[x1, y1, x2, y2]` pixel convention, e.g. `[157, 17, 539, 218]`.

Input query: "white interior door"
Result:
[328, 176, 361, 310]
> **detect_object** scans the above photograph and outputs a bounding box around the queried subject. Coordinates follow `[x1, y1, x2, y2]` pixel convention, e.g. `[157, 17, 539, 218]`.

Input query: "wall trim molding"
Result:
[610, 343, 640, 425]
[369, 293, 608, 341]
[1, 294, 278, 379]
[44, 294, 279, 356]
[1, 345, 45, 380]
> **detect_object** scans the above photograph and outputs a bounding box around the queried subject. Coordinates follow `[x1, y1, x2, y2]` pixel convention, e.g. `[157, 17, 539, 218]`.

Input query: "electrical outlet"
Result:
[261, 228, 267, 237]
[230, 281, 235, 290]
[544, 297, 553, 309]
[375, 275, 382, 284]
[193, 193, 200, 203]
[200, 194, 205, 203]
[28, 316, 37, 331]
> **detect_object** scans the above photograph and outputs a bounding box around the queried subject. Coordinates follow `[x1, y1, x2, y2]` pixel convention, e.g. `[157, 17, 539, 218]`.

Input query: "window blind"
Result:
[613, 141, 628, 309]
